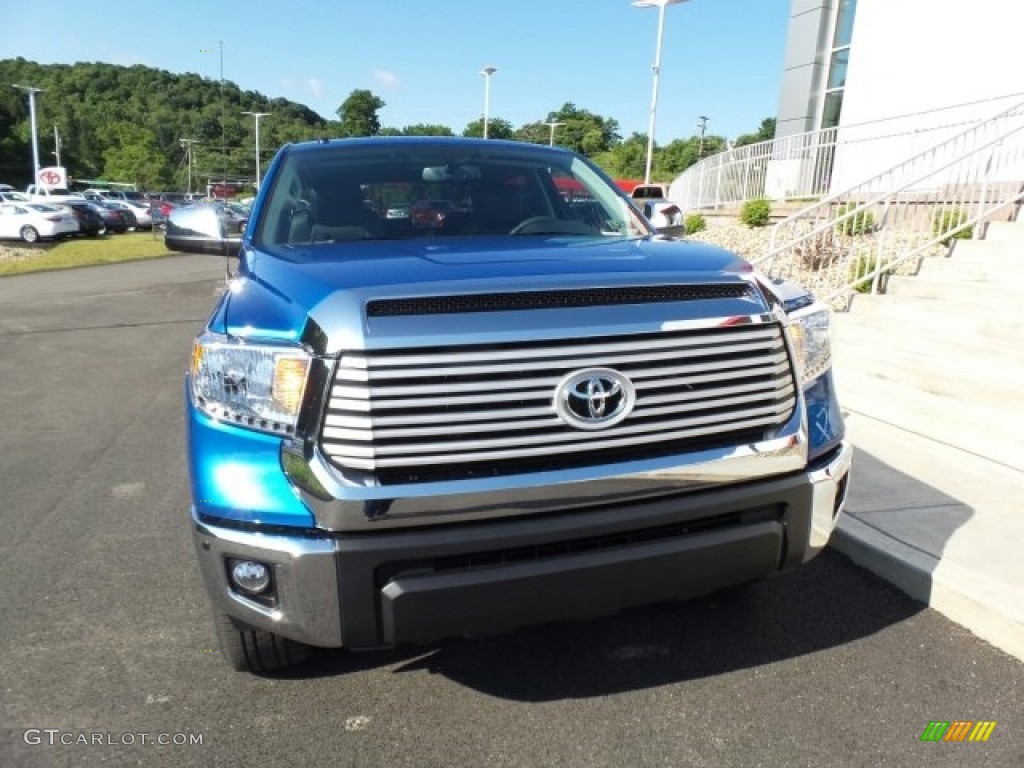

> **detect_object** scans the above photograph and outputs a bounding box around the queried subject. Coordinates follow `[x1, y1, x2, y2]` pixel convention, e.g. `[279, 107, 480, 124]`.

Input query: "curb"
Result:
[832, 516, 1024, 662]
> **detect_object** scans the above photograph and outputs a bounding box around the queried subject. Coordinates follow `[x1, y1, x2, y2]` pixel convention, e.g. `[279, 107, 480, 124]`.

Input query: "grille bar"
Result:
[326, 411, 792, 470]
[324, 387, 793, 443]
[324, 377, 791, 429]
[320, 322, 797, 479]
[338, 326, 778, 373]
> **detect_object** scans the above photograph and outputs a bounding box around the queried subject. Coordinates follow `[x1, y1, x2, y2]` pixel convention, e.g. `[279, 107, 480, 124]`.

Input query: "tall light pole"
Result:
[241, 111, 270, 188]
[180, 138, 199, 195]
[543, 120, 565, 146]
[479, 66, 497, 139]
[13, 84, 44, 181]
[632, 0, 689, 184]
[697, 114, 709, 159]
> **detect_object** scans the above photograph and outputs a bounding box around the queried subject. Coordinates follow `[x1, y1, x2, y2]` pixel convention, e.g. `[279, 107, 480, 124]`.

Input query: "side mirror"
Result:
[645, 202, 686, 238]
[165, 202, 242, 256]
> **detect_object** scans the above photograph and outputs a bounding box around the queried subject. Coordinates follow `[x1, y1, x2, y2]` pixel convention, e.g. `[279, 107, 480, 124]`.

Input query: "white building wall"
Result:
[831, 0, 1023, 189]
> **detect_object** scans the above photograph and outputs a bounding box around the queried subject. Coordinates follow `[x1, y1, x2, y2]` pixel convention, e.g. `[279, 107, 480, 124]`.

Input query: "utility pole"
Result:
[13, 84, 44, 180]
[53, 124, 62, 166]
[697, 115, 709, 159]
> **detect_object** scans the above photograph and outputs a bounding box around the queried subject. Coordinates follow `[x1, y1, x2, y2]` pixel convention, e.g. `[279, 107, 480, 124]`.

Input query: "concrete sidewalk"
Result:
[829, 406, 1024, 662]
[823, 212, 1024, 662]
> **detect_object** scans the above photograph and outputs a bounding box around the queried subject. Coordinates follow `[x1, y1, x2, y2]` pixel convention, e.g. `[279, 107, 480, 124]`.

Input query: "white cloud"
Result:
[373, 69, 400, 89]
[306, 78, 325, 98]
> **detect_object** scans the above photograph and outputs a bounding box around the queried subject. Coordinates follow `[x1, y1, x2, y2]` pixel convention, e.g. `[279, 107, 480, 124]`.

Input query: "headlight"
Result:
[190, 333, 311, 435]
[787, 303, 832, 386]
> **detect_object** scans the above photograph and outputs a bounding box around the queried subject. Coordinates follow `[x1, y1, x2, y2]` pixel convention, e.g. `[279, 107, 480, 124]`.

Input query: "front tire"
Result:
[213, 613, 312, 673]
[20, 225, 39, 243]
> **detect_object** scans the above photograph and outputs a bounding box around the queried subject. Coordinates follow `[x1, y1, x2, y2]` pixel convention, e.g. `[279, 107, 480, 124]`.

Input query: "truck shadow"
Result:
[281, 449, 972, 700]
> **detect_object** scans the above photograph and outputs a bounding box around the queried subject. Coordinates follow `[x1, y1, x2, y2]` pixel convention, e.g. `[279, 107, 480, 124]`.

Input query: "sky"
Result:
[0, 0, 791, 143]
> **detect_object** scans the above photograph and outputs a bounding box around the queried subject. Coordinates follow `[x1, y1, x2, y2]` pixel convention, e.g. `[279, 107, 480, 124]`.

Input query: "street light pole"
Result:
[13, 84, 45, 181]
[632, 0, 689, 184]
[543, 121, 565, 146]
[241, 111, 270, 188]
[479, 66, 497, 139]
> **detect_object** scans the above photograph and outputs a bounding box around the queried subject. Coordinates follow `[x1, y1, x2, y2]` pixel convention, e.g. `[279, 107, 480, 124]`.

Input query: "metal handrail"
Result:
[750, 102, 1024, 309]
[667, 92, 1024, 213]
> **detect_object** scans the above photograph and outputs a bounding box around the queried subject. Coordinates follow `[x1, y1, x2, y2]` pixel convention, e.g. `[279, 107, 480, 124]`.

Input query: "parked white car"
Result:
[105, 199, 153, 230]
[24, 185, 86, 204]
[0, 202, 79, 243]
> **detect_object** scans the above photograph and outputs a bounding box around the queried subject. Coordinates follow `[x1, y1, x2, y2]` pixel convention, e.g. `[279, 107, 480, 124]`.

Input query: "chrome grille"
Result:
[320, 323, 797, 481]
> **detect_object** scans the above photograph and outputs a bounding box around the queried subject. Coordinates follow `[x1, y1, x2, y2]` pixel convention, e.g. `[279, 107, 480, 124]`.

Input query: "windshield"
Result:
[255, 140, 651, 248]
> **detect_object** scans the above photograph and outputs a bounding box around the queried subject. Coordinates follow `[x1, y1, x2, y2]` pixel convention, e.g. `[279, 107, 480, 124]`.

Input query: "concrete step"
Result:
[831, 365, 1024, 473]
[833, 334, 1024, 403]
[833, 313, 1020, 358]
[885, 274, 1019, 301]
[937, 239, 1019, 264]
[915, 254, 1024, 283]
[843, 294, 1021, 342]
[983, 220, 1024, 243]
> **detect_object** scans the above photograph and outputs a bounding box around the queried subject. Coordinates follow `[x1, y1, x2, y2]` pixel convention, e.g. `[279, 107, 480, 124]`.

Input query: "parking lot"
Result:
[1, 257, 1021, 768]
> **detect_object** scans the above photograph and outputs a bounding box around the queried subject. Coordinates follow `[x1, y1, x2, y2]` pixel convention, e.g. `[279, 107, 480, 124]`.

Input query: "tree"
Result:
[99, 122, 171, 189]
[336, 89, 386, 137]
[544, 103, 620, 156]
[598, 133, 649, 179]
[735, 117, 777, 147]
[514, 121, 552, 146]
[401, 123, 455, 136]
[462, 117, 514, 140]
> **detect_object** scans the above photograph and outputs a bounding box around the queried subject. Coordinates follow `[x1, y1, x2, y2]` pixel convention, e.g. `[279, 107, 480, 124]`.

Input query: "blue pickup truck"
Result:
[168, 137, 851, 673]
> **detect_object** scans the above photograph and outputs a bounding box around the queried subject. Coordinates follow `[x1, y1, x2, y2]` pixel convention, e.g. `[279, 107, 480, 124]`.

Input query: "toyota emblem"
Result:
[554, 368, 636, 430]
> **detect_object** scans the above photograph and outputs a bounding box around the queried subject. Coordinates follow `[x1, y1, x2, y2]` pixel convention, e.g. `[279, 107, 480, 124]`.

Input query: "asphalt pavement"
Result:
[0, 256, 1021, 768]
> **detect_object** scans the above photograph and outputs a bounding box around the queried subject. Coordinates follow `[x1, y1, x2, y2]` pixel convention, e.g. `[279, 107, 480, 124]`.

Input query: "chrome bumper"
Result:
[804, 439, 853, 561]
[193, 440, 852, 649]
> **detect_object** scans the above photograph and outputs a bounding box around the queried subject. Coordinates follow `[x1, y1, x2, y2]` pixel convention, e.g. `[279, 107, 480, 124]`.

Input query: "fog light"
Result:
[229, 559, 272, 595]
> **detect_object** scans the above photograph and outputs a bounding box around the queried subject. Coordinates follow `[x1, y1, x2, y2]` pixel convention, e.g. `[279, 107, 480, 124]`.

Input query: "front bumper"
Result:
[192, 440, 852, 650]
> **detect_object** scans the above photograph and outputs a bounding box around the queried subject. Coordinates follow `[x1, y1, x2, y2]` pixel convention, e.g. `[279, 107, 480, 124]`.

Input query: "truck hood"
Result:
[221, 236, 771, 353]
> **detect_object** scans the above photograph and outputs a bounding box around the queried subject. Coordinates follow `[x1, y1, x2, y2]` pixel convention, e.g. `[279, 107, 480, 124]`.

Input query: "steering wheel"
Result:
[509, 216, 598, 236]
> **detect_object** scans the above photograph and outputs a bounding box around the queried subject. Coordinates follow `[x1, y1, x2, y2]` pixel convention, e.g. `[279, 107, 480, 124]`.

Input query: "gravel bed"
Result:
[687, 217, 945, 305]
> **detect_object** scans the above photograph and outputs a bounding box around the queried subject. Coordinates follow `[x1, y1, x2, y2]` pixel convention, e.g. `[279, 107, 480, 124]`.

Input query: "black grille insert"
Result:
[367, 284, 753, 316]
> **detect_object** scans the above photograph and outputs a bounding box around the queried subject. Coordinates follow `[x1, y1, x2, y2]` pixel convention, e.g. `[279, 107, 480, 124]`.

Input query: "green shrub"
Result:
[684, 212, 707, 234]
[739, 198, 772, 228]
[849, 253, 893, 293]
[836, 203, 875, 235]
[932, 208, 973, 245]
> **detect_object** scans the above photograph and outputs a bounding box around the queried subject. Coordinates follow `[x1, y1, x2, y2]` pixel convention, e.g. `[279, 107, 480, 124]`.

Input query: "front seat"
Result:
[310, 185, 379, 241]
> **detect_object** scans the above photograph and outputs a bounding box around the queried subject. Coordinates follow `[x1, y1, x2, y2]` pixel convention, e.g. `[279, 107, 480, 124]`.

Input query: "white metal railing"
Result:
[668, 92, 1024, 211]
[751, 101, 1024, 309]
[668, 128, 837, 211]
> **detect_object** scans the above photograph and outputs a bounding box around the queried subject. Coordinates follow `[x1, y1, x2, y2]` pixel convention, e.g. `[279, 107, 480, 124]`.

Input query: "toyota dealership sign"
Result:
[36, 166, 68, 189]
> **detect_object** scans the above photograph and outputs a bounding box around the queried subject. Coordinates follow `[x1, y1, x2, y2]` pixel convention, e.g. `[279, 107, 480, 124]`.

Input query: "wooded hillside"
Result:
[0, 58, 328, 190]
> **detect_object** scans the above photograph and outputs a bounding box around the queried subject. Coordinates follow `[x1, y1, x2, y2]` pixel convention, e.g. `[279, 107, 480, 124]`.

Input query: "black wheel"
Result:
[213, 613, 312, 673]
[20, 225, 39, 243]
